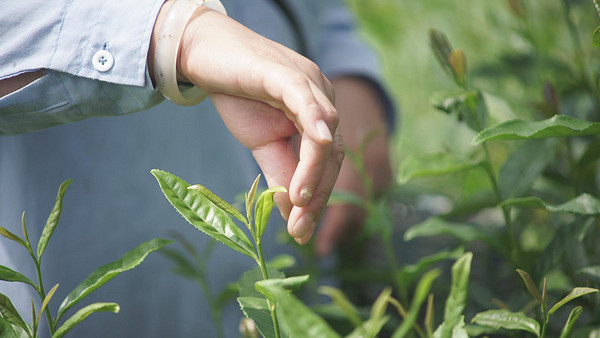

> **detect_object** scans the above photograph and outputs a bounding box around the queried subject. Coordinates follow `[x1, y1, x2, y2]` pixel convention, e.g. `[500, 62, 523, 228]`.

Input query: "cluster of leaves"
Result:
[0, 180, 169, 337]
[396, 0, 600, 335]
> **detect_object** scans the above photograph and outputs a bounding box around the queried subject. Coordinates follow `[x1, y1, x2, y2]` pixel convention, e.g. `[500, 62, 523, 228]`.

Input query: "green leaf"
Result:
[0, 266, 37, 290]
[398, 153, 480, 184]
[471, 309, 540, 336]
[57, 238, 171, 321]
[397, 247, 464, 293]
[534, 218, 594, 280]
[472, 115, 600, 145]
[429, 29, 455, 84]
[246, 175, 261, 226]
[53, 302, 119, 338]
[0, 319, 19, 338]
[256, 278, 340, 338]
[0, 293, 29, 336]
[500, 194, 600, 215]
[266, 254, 296, 271]
[187, 183, 247, 224]
[432, 91, 488, 132]
[559, 306, 582, 338]
[318, 286, 363, 328]
[0, 226, 27, 249]
[255, 187, 286, 238]
[434, 315, 469, 338]
[392, 268, 441, 338]
[449, 49, 467, 89]
[151, 169, 256, 259]
[37, 283, 58, 325]
[548, 287, 599, 315]
[37, 179, 72, 260]
[516, 269, 543, 305]
[238, 267, 285, 338]
[439, 253, 472, 338]
[498, 140, 555, 199]
[367, 287, 392, 336]
[593, 27, 600, 49]
[237, 297, 274, 338]
[577, 266, 600, 282]
[404, 217, 494, 246]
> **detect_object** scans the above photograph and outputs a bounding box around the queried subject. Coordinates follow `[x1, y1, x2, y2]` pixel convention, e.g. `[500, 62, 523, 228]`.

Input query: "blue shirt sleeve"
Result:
[0, 0, 166, 135]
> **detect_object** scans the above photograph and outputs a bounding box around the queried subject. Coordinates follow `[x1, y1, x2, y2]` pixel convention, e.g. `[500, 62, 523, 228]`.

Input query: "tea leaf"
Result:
[37, 179, 72, 260]
[516, 269, 543, 305]
[534, 218, 593, 280]
[53, 302, 119, 338]
[57, 238, 171, 321]
[430, 29, 455, 83]
[187, 184, 246, 224]
[405, 217, 494, 246]
[151, 169, 256, 259]
[318, 286, 363, 328]
[471, 309, 540, 336]
[237, 297, 274, 338]
[392, 268, 441, 338]
[548, 287, 599, 315]
[431, 91, 488, 132]
[498, 140, 555, 199]
[246, 175, 261, 226]
[399, 152, 480, 184]
[0, 226, 26, 249]
[433, 315, 469, 338]
[397, 247, 464, 295]
[440, 253, 473, 338]
[0, 318, 20, 338]
[255, 187, 286, 238]
[559, 306, 582, 338]
[593, 27, 600, 49]
[500, 194, 600, 215]
[449, 49, 467, 89]
[472, 115, 600, 145]
[37, 283, 59, 325]
[577, 265, 600, 282]
[256, 278, 340, 338]
[0, 293, 30, 336]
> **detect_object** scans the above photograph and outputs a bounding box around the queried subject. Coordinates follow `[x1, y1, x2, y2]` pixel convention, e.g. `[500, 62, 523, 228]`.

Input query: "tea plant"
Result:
[0, 180, 170, 337]
[396, 1, 600, 333]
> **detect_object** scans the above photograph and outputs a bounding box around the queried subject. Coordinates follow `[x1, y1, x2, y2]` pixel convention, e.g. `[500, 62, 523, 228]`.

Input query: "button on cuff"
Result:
[92, 50, 114, 72]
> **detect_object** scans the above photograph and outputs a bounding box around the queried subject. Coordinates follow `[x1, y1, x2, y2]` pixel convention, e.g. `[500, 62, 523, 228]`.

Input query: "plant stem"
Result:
[255, 237, 281, 338]
[31, 254, 56, 335]
[481, 143, 519, 264]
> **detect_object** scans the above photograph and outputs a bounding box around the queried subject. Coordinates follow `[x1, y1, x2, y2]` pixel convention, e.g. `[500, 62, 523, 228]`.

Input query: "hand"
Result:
[315, 77, 392, 257]
[150, 5, 344, 243]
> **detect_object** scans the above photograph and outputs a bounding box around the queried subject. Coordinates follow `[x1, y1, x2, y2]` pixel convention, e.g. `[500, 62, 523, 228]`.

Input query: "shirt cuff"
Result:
[50, 0, 166, 87]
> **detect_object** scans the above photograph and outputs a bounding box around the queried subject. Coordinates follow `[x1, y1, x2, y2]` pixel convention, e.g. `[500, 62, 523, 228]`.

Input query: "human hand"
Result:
[149, 5, 343, 243]
[315, 77, 392, 257]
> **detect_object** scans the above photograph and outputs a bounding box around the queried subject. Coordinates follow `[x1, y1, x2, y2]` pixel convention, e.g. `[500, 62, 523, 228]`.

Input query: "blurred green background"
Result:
[347, 0, 599, 170]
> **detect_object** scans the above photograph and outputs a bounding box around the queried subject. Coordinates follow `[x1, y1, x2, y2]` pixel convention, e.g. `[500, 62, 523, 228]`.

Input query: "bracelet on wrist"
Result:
[154, 0, 227, 106]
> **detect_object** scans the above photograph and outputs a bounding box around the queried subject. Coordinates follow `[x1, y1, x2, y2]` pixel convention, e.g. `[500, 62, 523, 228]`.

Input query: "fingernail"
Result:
[300, 187, 313, 201]
[292, 213, 315, 238]
[316, 120, 332, 142]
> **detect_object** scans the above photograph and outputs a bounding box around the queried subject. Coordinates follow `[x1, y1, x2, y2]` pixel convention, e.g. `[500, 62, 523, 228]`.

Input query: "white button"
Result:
[92, 50, 114, 72]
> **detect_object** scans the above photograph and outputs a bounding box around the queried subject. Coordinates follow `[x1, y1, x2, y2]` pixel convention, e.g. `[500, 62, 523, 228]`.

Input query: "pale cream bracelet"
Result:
[154, 0, 227, 106]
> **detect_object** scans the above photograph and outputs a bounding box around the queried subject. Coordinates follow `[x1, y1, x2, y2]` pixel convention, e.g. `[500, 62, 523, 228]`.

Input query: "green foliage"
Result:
[0, 181, 168, 337]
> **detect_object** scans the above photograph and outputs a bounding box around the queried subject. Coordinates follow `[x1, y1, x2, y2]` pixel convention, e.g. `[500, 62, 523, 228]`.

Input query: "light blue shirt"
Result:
[0, 1, 394, 337]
